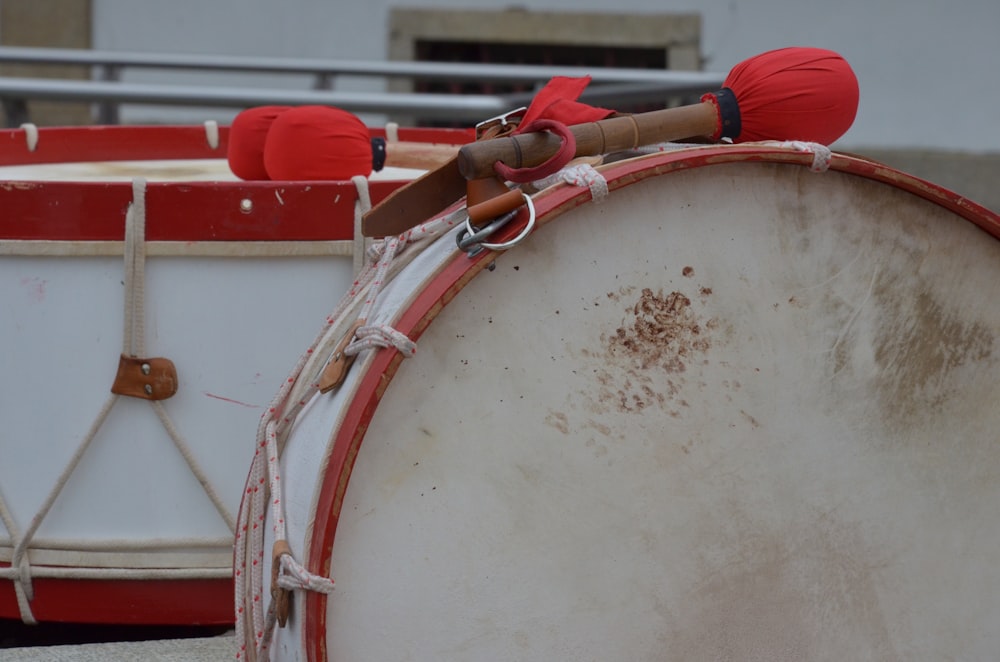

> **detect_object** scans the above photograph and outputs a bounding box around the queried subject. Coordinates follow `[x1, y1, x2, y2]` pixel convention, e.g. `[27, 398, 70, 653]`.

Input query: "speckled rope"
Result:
[234, 176, 464, 661]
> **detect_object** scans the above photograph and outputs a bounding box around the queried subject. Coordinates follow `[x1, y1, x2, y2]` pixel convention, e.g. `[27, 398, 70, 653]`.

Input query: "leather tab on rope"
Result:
[271, 539, 293, 628]
[317, 318, 366, 393]
[110, 355, 178, 400]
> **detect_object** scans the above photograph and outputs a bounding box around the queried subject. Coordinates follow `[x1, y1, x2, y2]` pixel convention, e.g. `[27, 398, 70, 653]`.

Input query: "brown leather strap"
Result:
[361, 108, 528, 238]
[361, 156, 466, 237]
[271, 539, 292, 628]
[466, 176, 512, 208]
[110, 355, 178, 400]
[468, 188, 525, 227]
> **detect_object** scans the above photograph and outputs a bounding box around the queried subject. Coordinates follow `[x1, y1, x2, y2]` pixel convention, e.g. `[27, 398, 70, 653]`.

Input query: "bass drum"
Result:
[250, 144, 1000, 661]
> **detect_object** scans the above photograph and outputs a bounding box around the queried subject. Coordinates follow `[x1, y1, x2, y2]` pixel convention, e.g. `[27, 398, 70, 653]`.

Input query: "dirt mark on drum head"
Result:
[872, 287, 994, 433]
[667, 509, 901, 660]
[594, 286, 716, 414]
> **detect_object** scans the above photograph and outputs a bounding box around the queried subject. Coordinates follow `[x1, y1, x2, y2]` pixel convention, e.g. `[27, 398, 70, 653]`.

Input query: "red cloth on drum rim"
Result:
[263, 105, 373, 181]
[227, 105, 291, 180]
[704, 46, 860, 145]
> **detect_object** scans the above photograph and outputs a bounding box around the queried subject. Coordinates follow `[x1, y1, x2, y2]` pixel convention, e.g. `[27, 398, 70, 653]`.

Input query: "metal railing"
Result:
[0, 46, 724, 127]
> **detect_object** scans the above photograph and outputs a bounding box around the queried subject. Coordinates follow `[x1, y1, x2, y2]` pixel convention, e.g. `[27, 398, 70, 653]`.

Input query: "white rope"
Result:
[203, 120, 220, 150]
[274, 553, 336, 593]
[8, 394, 117, 624]
[121, 180, 235, 529]
[19, 123, 39, 152]
[123, 178, 147, 356]
[766, 140, 833, 172]
[385, 121, 400, 143]
[343, 324, 417, 357]
[352, 175, 372, 276]
[234, 207, 464, 661]
[152, 401, 236, 532]
[0, 484, 34, 623]
[532, 162, 609, 203]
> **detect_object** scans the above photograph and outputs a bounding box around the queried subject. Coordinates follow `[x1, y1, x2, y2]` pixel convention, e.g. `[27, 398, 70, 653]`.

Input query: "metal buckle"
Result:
[475, 106, 527, 140]
[456, 191, 536, 257]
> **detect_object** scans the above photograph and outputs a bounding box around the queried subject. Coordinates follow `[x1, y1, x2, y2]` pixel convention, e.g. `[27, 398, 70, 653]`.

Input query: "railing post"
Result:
[97, 64, 121, 124]
[314, 72, 333, 90]
[2, 98, 29, 128]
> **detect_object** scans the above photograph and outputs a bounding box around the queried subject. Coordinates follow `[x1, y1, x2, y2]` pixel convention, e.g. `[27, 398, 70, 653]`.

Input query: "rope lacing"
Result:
[1, 178, 234, 625]
[274, 553, 335, 594]
[766, 140, 833, 172]
[344, 324, 417, 357]
[234, 173, 464, 662]
[532, 161, 609, 203]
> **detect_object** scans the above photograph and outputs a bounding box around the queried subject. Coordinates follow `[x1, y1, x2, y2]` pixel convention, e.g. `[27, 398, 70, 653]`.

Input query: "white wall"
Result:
[93, 0, 1000, 153]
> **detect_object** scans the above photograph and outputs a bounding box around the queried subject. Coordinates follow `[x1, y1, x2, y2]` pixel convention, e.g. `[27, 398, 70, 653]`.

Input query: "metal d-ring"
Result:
[457, 209, 516, 253]
[460, 191, 536, 253]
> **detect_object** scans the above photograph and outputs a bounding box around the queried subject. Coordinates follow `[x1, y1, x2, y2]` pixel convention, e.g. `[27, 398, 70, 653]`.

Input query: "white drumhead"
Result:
[271, 151, 1000, 660]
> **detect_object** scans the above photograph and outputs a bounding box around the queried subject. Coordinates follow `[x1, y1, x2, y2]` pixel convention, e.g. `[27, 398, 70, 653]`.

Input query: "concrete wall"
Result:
[0, 0, 92, 125]
[89, 0, 1000, 153]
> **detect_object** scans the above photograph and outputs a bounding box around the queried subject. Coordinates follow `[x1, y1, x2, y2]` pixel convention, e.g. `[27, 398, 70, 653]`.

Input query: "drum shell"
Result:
[0, 123, 470, 625]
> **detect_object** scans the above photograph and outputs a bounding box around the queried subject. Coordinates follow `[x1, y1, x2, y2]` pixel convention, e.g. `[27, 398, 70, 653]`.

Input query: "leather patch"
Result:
[111, 355, 178, 400]
[271, 539, 293, 628]
[317, 319, 365, 394]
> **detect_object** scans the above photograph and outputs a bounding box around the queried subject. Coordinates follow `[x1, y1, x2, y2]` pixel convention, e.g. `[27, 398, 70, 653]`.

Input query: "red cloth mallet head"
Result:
[703, 46, 860, 145]
[263, 105, 373, 181]
[227, 105, 291, 180]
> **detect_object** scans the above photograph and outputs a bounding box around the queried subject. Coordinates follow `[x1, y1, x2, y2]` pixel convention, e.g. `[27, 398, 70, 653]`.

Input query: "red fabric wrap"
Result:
[227, 105, 290, 180]
[494, 76, 614, 181]
[494, 119, 577, 183]
[263, 105, 372, 181]
[704, 46, 860, 145]
[516, 76, 615, 129]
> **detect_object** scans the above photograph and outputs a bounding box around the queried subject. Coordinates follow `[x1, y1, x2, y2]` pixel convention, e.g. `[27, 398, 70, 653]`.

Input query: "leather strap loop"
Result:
[493, 119, 576, 184]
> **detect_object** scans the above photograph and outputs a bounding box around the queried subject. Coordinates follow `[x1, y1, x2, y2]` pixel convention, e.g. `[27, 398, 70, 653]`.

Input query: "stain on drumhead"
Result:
[663, 509, 901, 661]
[872, 288, 993, 432]
[589, 285, 718, 415]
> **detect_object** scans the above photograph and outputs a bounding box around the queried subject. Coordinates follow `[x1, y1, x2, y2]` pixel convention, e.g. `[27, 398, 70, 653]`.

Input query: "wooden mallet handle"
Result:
[456, 102, 718, 181]
[382, 141, 463, 171]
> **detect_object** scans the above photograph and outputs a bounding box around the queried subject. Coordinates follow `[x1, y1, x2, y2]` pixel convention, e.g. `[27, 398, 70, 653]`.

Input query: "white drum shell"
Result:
[1, 254, 352, 555]
[0, 121, 462, 624]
